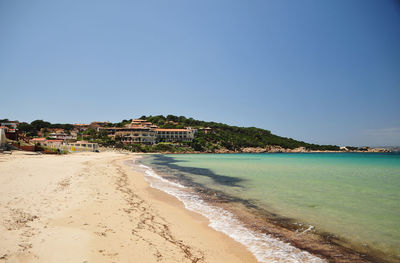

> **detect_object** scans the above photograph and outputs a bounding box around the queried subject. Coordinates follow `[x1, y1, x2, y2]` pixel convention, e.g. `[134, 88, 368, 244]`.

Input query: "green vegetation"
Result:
[17, 120, 74, 137]
[139, 115, 340, 151]
[10, 115, 341, 152]
[346, 146, 359, 151]
[81, 128, 115, 146]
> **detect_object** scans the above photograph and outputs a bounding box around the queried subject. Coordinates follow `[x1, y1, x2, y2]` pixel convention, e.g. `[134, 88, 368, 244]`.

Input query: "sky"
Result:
[1, 0, 399, 147]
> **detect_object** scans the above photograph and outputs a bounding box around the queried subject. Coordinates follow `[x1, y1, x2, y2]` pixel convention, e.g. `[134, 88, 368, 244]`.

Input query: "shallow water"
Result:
[140, 153, 400, 262]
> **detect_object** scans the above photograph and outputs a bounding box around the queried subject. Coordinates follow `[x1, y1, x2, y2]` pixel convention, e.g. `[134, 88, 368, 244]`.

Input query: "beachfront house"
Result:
[43, 140, 63, 148]
[31, 138, 63, 148]
[31, 138, 47, 145]
[64, 141, 99, 152]
[31, 138, 99, 152]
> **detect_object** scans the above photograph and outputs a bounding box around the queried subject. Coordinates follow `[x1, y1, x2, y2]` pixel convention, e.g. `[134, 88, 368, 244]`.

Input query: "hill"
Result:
[137, 115, 340, 152]
[10, 115, 341, 153]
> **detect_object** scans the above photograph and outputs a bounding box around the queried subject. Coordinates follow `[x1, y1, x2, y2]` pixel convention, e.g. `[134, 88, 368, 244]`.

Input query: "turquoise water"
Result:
[144, 153, 400, 260]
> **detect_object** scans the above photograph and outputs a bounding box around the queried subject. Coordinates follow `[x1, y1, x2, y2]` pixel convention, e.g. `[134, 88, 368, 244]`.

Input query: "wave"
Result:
[134, 160, 326, 263]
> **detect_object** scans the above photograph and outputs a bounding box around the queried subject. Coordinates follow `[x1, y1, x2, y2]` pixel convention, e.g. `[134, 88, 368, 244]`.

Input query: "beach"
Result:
[0, 151, 257, 263]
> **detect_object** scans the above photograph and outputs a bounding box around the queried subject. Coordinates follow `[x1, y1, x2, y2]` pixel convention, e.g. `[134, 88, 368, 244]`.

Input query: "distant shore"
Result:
[139, 146, 391, 154]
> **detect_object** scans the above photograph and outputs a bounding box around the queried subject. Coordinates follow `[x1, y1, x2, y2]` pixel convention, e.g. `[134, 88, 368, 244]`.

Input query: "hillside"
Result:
[137, 115, 340, 152]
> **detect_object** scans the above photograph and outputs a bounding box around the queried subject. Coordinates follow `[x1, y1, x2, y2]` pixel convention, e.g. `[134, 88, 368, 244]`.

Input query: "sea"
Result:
[133, 153, 400, 263]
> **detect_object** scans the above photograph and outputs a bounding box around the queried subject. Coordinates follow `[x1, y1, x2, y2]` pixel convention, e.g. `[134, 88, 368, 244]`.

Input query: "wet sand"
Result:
[0, 151, 257, 262]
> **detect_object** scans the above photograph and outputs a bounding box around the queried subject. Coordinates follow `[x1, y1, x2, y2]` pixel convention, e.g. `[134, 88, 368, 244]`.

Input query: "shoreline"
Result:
[135, 158, 327, 263]
[140, 154, 398, 263]
[160, 151, 393, 154]
[122, 149, 393, 155]
[0, 151, 257, 262]
[98, 145, 392, 155]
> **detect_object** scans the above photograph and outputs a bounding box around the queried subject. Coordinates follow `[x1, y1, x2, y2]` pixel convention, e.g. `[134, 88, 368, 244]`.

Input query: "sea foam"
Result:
[135, 161, 326, 263]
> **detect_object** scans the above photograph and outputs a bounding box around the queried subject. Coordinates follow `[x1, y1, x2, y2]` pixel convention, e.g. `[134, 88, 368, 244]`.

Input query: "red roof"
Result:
[155, 129, 192, 132]
[32, 138, 46, 141]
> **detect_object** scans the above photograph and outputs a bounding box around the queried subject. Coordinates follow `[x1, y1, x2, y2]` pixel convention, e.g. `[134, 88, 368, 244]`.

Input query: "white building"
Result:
[48, 133, 77, 140]
[64, 141, 99, 152]
[155, 128, 195, 142]
[115, 127, 156, 145]
[0, 128, 6, 147]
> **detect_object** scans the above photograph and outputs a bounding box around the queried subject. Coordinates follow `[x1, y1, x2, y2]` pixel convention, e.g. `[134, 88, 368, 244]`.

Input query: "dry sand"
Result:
[0, 151, 257, 263]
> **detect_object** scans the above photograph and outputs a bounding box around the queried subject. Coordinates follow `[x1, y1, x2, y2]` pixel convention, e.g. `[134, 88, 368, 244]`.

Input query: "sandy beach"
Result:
[0, 151, 257, 263]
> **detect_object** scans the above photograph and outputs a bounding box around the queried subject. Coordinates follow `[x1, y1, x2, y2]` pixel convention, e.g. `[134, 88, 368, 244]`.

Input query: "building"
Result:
[130, 119, 154, 128]
[31, 139, 63, 148]
[31, 138, 99, 152]
[0, 123, 19, 141]
[99, 118, 197, 144]
[64, 141, 99, 152]
[99, 120, 158, 145]
[155, 128, 195, 142]
[48, 133, 77, 140]
[0, 121, 19, 129]
[43, 140, 63, 148]
[31, 138, 47, 144]
[200, 127, 212, 134]
[0, 128, 6, 147]
[115, 127, 156, 145]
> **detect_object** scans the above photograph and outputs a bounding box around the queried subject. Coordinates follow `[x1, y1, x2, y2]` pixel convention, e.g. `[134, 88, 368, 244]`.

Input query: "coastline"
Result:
[140, 154, 398, 263]
[137, 147, 391, 155]
[0, 151, 256, 262]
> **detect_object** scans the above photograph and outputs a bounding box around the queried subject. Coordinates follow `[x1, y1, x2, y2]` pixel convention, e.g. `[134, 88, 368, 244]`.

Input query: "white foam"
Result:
[138, 164, 186, 189]
[134, 160, 326, 263]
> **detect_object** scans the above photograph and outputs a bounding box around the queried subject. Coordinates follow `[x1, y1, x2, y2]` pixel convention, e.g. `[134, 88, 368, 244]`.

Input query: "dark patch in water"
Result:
[149, 154, 246, 187]
[143, 155, 308, 227]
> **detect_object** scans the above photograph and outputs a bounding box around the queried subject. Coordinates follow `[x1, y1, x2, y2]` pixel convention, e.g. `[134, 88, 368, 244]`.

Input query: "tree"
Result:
[30, 120, 51, 131]
[17, 122, 37, 137]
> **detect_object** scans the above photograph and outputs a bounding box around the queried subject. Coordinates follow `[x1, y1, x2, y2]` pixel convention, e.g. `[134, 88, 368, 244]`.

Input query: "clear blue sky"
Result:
[1, 0, 399, 146]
